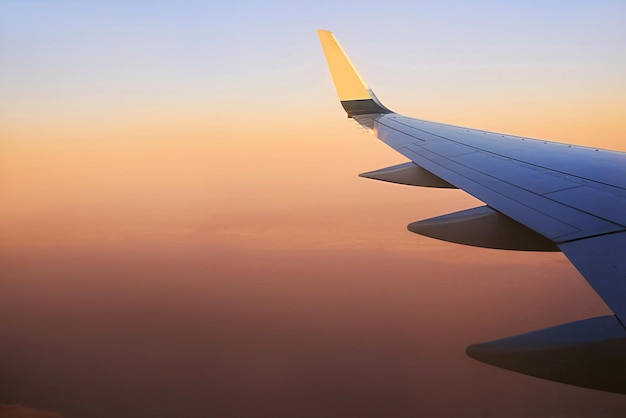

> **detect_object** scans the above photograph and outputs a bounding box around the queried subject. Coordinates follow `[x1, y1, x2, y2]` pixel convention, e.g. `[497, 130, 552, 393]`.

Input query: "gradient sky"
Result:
[1, 1, 626, 417]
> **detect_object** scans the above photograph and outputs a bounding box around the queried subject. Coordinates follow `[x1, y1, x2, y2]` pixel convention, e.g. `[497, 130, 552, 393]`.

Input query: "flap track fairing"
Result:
[467, 315, 626, 394]
[408, 206, 559, 251]
[359, 162, 457, 188]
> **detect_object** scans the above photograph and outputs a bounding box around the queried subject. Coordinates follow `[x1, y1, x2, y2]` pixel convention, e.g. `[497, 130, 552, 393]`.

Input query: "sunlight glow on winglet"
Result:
[318, 30, 391, 117]
[317, 29, 372, 101]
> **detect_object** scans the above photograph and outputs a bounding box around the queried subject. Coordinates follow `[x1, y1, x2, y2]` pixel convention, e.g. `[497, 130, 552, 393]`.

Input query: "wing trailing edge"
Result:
[559, 232, 626, 322]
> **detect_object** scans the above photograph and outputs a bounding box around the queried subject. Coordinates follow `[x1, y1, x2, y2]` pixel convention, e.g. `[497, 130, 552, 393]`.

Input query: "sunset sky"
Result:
[1, 1, 626, 417]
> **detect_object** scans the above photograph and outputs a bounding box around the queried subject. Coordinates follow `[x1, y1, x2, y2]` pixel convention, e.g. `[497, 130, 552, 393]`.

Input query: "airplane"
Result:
[317, 29, 626, 394]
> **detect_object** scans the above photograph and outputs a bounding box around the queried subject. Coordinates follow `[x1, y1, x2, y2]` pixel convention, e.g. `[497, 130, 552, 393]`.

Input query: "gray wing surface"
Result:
[318, 30, 626, 392]
[365, 112, 626, 319]
[371, 112, 626, 319]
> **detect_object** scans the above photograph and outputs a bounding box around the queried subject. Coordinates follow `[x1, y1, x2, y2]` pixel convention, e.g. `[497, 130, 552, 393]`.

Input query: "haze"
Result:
[1, 1, 626, 417]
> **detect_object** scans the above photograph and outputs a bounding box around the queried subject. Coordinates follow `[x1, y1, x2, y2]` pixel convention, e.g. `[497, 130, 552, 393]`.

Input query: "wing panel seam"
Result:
[378, 118, 626, 192]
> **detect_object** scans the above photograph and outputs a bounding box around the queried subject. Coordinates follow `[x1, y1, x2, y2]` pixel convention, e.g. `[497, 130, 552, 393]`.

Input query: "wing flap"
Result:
[559, 232, 626, 323]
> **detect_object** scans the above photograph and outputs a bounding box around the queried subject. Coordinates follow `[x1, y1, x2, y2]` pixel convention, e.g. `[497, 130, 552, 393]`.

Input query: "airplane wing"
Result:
[318, 30, 626, 393]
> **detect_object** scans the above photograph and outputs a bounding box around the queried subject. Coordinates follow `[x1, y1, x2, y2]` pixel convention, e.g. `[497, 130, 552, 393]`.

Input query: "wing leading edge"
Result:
[318, 30, 626, 393]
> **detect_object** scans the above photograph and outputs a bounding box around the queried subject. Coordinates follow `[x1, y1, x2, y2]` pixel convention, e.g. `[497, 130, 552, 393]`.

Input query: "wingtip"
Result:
[317, 30, 392, 116]
[317, 30, 371, 102]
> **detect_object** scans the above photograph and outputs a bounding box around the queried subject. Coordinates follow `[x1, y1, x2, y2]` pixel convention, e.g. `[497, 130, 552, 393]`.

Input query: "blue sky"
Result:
[2, 0, 625, 121]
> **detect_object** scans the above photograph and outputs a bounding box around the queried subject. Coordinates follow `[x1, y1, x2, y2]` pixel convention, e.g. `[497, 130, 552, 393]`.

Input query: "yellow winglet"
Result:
[317, 30, 391, 117]
[317, 29, 372, 101]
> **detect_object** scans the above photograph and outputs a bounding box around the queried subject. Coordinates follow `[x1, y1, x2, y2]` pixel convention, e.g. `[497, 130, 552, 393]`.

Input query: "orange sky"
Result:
[3, 98, 626, 416]
[2, 92, 625, 253]
[1, 2, 626, 416]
